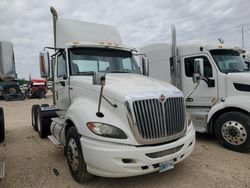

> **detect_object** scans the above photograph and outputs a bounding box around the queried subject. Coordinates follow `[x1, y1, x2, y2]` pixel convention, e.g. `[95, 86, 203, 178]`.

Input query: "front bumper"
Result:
[81, 125, 195, 178]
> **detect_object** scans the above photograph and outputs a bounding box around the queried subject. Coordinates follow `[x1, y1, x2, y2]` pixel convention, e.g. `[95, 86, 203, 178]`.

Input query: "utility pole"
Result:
[242, 26, 245, 49]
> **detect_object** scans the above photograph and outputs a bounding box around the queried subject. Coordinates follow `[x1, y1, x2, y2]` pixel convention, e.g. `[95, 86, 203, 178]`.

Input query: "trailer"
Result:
[140, 26, 250, 152]
[31, 7, 195, 183]
[0, 41, 25, 101]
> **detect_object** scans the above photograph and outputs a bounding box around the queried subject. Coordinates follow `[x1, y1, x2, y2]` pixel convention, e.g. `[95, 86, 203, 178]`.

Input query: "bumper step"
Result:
[48, 135, 61, 146]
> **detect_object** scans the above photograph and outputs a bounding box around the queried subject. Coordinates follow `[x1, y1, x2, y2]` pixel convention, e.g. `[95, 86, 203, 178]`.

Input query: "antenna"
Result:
[242, 26, 245, 49]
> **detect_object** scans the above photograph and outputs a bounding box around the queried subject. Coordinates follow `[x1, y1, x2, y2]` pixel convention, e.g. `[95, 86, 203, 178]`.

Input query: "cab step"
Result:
[48, 135, 61, 146]
[0, 160, 5, 179]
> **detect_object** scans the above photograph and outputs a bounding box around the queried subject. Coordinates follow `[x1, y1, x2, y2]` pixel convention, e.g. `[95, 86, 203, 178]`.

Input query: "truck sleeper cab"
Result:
[34, 42, 195, 182]
[33, 8, 195, 183]
[141, 40, 250, 152]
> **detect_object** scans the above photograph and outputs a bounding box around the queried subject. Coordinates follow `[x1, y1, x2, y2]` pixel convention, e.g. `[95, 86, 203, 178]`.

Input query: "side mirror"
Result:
[194, 58, 204, 76]
[245, 61, 250, 70]
[193, 58, 204, 83]
[93, 72, 106, 86]
[141, 56, 149, 76]
[39, 50, 50, 78]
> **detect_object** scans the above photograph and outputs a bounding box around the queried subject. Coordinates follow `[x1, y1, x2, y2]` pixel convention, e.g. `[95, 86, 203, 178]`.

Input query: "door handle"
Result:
[186, 98, 194, 102]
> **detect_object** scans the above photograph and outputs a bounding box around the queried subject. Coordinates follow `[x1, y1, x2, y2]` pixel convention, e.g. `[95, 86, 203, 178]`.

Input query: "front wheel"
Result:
[215, 112, 250, 152]
[66, 127, 93, 183]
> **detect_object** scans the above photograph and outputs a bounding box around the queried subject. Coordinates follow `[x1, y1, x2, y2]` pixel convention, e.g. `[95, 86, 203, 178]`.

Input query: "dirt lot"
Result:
[0, 94, 249, 188]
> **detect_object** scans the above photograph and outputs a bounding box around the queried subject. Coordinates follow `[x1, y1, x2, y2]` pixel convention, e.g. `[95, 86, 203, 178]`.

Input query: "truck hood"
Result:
[226, 72, 250, 95]
[227, 72, 250, 85]
[71, 73, 183, 103]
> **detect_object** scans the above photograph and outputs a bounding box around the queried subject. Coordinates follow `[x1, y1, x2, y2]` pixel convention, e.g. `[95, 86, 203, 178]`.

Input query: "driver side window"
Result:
[185, 56, 213, 77]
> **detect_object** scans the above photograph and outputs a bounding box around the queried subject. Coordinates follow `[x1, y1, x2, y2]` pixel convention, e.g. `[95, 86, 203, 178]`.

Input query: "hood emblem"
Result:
[159, 94, 166, 102]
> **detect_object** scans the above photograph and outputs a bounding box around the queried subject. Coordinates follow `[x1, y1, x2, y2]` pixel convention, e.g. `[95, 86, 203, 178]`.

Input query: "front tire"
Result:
[215, 112, 250, 152]
[0, 107, 5, 143]
[66, 127, 93, 183]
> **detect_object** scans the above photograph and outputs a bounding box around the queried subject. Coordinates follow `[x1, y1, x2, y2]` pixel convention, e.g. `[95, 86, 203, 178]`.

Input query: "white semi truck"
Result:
[140, 26, 250, 152]
[32, 8, 195, 183]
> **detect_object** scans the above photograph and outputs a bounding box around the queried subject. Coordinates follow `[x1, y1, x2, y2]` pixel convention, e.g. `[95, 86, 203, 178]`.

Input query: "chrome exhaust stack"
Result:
[170, 25, 181, 90]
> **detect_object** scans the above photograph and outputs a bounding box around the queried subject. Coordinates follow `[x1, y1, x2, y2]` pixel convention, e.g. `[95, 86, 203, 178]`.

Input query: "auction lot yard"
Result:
[0, 94, 249, 188]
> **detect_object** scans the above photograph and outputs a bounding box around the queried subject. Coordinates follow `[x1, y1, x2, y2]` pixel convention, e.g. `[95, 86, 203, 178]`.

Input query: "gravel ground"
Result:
[0, 94, 249, 188]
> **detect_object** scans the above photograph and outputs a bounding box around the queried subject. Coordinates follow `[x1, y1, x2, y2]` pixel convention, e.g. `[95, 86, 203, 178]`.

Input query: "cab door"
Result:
[181, 54, 218, 132]
[54, 52, 70, 113]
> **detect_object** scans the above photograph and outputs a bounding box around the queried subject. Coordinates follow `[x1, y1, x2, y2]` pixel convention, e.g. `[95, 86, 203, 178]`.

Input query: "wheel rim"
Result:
[221, 121, 247, 145]
[67, 138, 79, 172]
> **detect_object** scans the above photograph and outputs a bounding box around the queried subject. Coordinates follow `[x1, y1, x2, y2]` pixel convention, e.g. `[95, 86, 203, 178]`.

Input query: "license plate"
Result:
[159, 161, 174, 173]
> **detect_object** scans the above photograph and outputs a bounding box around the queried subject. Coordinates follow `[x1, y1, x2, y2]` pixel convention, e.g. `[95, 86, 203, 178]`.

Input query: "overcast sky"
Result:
[0, 0, 250, 79]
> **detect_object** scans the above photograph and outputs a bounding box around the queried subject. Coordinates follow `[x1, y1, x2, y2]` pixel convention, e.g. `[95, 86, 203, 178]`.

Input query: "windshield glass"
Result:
[69, 48, 141, 75]
[210, 49, 248, 73]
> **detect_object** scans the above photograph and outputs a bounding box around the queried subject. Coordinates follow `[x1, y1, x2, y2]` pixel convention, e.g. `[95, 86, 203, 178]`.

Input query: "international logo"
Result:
[159, 94, 165, 102]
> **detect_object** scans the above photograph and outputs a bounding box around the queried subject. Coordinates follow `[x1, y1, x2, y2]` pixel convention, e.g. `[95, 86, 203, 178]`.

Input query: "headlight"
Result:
[87, 122, 127, 139]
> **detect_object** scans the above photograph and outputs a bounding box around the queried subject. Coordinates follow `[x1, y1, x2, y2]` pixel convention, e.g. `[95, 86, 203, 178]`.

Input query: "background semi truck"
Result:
[0, 41, 25, 101]
[140, 26, 250, 152]
[26, 79, 47, 99]
[32, 7, 195, 183]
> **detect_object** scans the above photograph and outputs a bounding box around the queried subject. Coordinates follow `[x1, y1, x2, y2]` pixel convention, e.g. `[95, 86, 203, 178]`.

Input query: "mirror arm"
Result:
[96, 84, 105, 117]
[102, 96, 118, 108]
[43, 47, 64, 51]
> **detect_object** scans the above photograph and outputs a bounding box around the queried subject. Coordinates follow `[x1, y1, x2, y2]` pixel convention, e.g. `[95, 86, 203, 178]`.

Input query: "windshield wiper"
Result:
[109, 70, 130, 73]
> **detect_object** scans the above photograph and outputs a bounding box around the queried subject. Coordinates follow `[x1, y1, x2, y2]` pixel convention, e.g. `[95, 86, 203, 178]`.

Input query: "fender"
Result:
[207, 95, 250, 124]
[64, 97, 137, 145]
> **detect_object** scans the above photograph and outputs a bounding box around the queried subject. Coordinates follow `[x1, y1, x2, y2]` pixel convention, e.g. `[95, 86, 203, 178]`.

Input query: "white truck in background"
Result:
[32, 7, 195, 183]
[140, 25, 250, 152]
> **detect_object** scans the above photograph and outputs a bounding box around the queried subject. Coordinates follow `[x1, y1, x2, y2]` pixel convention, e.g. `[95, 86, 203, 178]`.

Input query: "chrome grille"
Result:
[132, 97, 185, 140]
[146, 145, 184, 158]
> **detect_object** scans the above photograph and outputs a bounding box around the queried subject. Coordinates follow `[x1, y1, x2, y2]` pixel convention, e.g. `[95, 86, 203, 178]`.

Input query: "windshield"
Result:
[210, 49, 248, 73]
[69, 48, 141, 75]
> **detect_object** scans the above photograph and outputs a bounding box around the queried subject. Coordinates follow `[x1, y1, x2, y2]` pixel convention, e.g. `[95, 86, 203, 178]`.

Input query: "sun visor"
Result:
[56, 18, 123, 48]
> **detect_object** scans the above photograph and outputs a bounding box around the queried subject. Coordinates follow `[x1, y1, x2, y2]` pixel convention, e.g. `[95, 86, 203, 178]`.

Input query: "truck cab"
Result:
[141, 31, 250, 152]
[32, 8, 196, 183]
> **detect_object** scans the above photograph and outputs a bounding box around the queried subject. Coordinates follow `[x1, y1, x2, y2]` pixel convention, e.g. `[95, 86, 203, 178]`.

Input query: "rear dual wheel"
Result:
[36, 107, 54, 138]
[31, 104, 40, 131]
